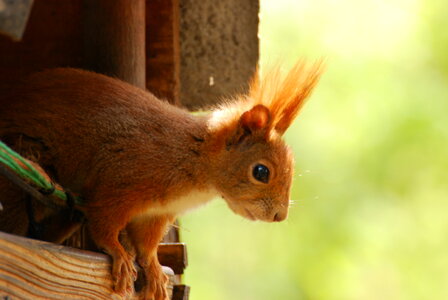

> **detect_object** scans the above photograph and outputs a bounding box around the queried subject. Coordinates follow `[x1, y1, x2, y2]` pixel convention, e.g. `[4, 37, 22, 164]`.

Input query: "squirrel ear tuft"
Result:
[249, 61, 323, 136]
[240, 104, 270, 132]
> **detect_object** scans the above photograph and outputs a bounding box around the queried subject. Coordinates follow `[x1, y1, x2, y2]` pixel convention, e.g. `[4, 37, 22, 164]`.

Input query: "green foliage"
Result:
[182, 0, 448, 299]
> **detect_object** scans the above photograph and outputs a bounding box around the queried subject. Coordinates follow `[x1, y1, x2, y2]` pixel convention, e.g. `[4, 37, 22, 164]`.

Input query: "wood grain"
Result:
[146, 0, 180, 104]
[82, 0, 146, 88]
[0, 231, 174, 300]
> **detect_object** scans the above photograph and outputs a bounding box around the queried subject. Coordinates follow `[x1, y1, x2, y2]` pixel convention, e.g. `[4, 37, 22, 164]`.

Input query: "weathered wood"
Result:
[0, 0, 34, 40]
[158, 243, 187, 275]
[83, 0, 146, 88]
[0, 231, 174, 299]
[146, 0, 180, 104]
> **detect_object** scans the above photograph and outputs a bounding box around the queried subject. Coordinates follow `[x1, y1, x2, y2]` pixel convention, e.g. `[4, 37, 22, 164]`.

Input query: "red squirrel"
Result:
[0, 62, 322, 299]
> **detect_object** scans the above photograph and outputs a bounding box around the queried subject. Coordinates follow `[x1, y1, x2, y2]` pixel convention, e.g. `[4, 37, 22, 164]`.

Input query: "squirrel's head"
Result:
[207, 61, 323, 222]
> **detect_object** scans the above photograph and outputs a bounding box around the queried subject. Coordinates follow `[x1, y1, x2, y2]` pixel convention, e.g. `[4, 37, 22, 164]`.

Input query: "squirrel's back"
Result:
[0, 68, 208, 198]
[0, 68, 194, 135]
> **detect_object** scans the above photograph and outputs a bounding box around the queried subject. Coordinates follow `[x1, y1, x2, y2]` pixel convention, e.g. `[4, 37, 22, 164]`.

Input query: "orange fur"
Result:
[209, 61, 323, 131]
[0, 63, 322, 299]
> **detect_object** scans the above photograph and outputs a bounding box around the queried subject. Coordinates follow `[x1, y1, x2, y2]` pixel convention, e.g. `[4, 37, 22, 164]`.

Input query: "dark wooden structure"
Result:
[0, 0, 259, 298]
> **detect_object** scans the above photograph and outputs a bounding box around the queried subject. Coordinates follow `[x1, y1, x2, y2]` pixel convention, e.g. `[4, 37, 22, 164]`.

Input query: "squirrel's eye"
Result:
[252, 164, 270, 183]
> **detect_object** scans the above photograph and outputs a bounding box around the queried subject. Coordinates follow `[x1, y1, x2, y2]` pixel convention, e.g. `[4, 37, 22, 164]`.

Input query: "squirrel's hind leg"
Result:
[126, 215, 174, 300]
[85, 206, 138, 296]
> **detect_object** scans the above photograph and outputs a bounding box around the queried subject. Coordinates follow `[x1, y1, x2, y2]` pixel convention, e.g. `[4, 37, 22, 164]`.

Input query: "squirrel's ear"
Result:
[240, 104, 270, 132]
[226, 105, 270, 148]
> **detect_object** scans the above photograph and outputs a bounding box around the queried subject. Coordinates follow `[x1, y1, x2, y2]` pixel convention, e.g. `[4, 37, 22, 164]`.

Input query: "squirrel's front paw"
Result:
[138, 258, 169, 300]
[112, 252, 138, 296]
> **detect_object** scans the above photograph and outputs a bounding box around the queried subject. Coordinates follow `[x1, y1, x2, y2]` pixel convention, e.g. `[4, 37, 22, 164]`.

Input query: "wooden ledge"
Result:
[158, 243, 187, 275]
[0, 231, 174, 299]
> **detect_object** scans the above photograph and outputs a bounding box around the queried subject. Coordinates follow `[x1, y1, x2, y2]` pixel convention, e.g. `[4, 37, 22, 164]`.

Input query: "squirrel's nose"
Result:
[273, 211, 287, 222]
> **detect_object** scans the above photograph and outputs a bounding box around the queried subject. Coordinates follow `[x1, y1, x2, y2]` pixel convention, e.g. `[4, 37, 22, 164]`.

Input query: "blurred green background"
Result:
[181, 0, 448, 299]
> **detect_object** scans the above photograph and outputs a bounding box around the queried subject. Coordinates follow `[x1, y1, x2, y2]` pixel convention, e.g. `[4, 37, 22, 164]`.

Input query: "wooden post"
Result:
[82, 0, 146, 88]
[146, 0, 180, 104]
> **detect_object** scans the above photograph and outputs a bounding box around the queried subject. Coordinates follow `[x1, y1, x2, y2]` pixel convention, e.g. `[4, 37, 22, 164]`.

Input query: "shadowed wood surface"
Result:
[158, 243, 187, 275]
[0, 231, 174, 299]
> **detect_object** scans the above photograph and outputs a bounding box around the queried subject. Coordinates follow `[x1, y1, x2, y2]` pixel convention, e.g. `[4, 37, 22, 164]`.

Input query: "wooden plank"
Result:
[0, 231, 174, 299]
[146, 0, 180, 104]
[158, 243, 187, 275]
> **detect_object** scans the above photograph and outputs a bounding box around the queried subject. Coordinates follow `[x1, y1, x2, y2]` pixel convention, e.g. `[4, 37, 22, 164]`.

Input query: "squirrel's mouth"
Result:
[221, 194, 259, 221]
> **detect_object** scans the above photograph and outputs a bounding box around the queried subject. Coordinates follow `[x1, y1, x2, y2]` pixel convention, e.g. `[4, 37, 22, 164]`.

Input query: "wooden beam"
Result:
[146, 0, 180, 104]
[0, 231, 174, 299]
[82, 0, 146, 88]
